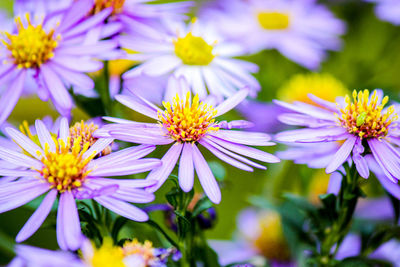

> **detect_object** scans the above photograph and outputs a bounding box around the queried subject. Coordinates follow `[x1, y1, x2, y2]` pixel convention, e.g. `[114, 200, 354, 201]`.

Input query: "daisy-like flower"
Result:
[9, 237, 180, 267]
[366, 0, 400, 25]
[96, 77, 279, 204]
[0, 118, 162, 250]
[209, 209, 293, 267]
[275, 89, 400, 184]
[202, 0, 346, 69]
[120, 18, 260, 102]
[0, 0, 119, 124]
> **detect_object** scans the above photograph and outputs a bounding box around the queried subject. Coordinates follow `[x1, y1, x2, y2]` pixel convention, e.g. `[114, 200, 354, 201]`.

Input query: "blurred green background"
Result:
[1, 0, 400, 264]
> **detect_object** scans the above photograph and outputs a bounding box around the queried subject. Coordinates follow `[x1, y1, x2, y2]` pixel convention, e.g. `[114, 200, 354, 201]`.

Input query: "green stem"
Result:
[319, 162, 362, 265]
[99, 61, 112, 116]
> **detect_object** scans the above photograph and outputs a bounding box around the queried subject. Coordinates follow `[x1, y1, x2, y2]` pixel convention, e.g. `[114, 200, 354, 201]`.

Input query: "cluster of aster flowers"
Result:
[1, 0, 400, 266]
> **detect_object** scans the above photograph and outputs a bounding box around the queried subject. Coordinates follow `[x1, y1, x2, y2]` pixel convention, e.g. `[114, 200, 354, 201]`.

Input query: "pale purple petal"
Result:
[0, 183, 49, 213]
[57, 41, 118, 56]
[16, 189, 57, 242]
[41, 64, 73, 116]
[95, 195, 149, 222]
[275, 127, 348, 143]
[35, 119, 56, 152]
[146, 143, 183, 193]
[58, 0, 93, 33]
[0, 169, 37, 177]
[326, 135, 357, 173]
[369, 139, 400, 182]
[89, 159, 161, 176]
[200, 139, 253, 172]
[0, 146, 42, 169]
[210, 130, 273, 146]
[192, 145, 221, 204]
[109, 128, 173, 145]
[59, 117, 69, 142]
[202, 138, 266, 170]
[0, 69, 26, 125]
[215, 88, 249, 117]
[5, 127, 43, 160]
[115, 94, 160, 120]
[327, 172, 342, 195]
[273, 99, 336, 121]
[352, 137, 369, 179]
[51, 56, 103, 72]
[60, 191, 83, 250]
[82, 138, 114, 159]
[208, 136, 280, 163]
[178, 143, 194, 192]
[89, 145, 156, 168]
[49, 62, 94, 90]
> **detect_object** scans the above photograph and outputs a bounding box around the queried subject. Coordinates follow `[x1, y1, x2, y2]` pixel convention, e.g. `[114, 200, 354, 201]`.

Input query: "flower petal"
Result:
[326, 135, 357, 173]
[16, 189, 57, 242]
[192, 145, 221, 204]
[178, 143, 195, 192]
[146, 143, 183, 193]
[95, 196, 149, 222]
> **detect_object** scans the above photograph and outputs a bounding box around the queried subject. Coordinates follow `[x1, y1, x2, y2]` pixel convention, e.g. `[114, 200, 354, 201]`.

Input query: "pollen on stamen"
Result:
[158, 92, 219, 143]
[337, 89, 398, 139]
[36, 136, 96, 192]
[91, 0, 125, 15]
[3, 13, 60, 69]
[70, 120, 112, 156]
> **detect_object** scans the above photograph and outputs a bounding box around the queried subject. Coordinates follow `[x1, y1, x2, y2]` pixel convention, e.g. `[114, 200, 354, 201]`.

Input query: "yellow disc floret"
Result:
[3, 14, 59, 69]
[174, 32, 215, 66]
[89, 238, 126, 267]
[70, 121, 112, 156]
[338, 89, 398, 139]
[37, 136, 96, 192]
[253, 212, 291, 261]
[278, 73, 348, 106]
[158, 92, 219, 143]
[257, 11, 290, 30]
[92, 0, 125, 15]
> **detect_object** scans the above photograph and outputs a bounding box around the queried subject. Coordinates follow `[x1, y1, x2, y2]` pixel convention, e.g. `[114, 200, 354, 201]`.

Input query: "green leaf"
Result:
[146, 220, 179, 248]
[338, 257, 392, 267]
[192, 197, 213, 218]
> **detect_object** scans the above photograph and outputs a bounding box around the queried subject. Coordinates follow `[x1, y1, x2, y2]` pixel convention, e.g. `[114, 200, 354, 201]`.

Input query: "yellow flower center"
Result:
[92, 0, 125, 15]
[278, 73, 348, 106]
[253, 212, 291, 261]
[3, 14, 59, 69]
[338, 90, 398, 139]
[257, 11, 290, 30]
[90, 238, 126, 267]
[174, 32, 215, 66]
[158, 92, 219, 143]
[70, 121, 112, 157]
[37, 137, 96, 192]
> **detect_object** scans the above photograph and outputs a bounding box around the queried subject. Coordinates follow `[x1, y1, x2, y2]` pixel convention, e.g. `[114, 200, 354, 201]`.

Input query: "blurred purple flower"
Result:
[96, 76, 278, 204]
[201, 0, 346, 69]
[0, 118, 161, 250]
[275, 89, 400, 185]
[209, 208, 293, 266]
[120, 18, 260, 103]
[366, 0, 400, 25]
[0, 0, 118, 124]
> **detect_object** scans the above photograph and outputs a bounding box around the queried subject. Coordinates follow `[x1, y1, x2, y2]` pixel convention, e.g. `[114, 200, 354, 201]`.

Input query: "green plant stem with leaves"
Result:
[318, 163, 364, 266]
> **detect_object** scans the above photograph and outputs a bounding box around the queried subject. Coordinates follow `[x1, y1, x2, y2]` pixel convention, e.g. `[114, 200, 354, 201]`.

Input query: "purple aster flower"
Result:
[275, 89, 400, 184]
[120, 18, 260, 102]
[209, 208, 293, 266]
[0, 0, 119, 124]
[96, 76, 279, 204]
[201, 0, 346, 69]
[0, 118, 161, 250]
[366, 0, 400, 25]
[9, 237, 180, 267]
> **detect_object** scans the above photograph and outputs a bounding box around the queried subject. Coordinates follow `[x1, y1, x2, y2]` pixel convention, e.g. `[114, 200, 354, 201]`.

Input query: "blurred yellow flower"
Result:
[278, 73, 347, 105]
